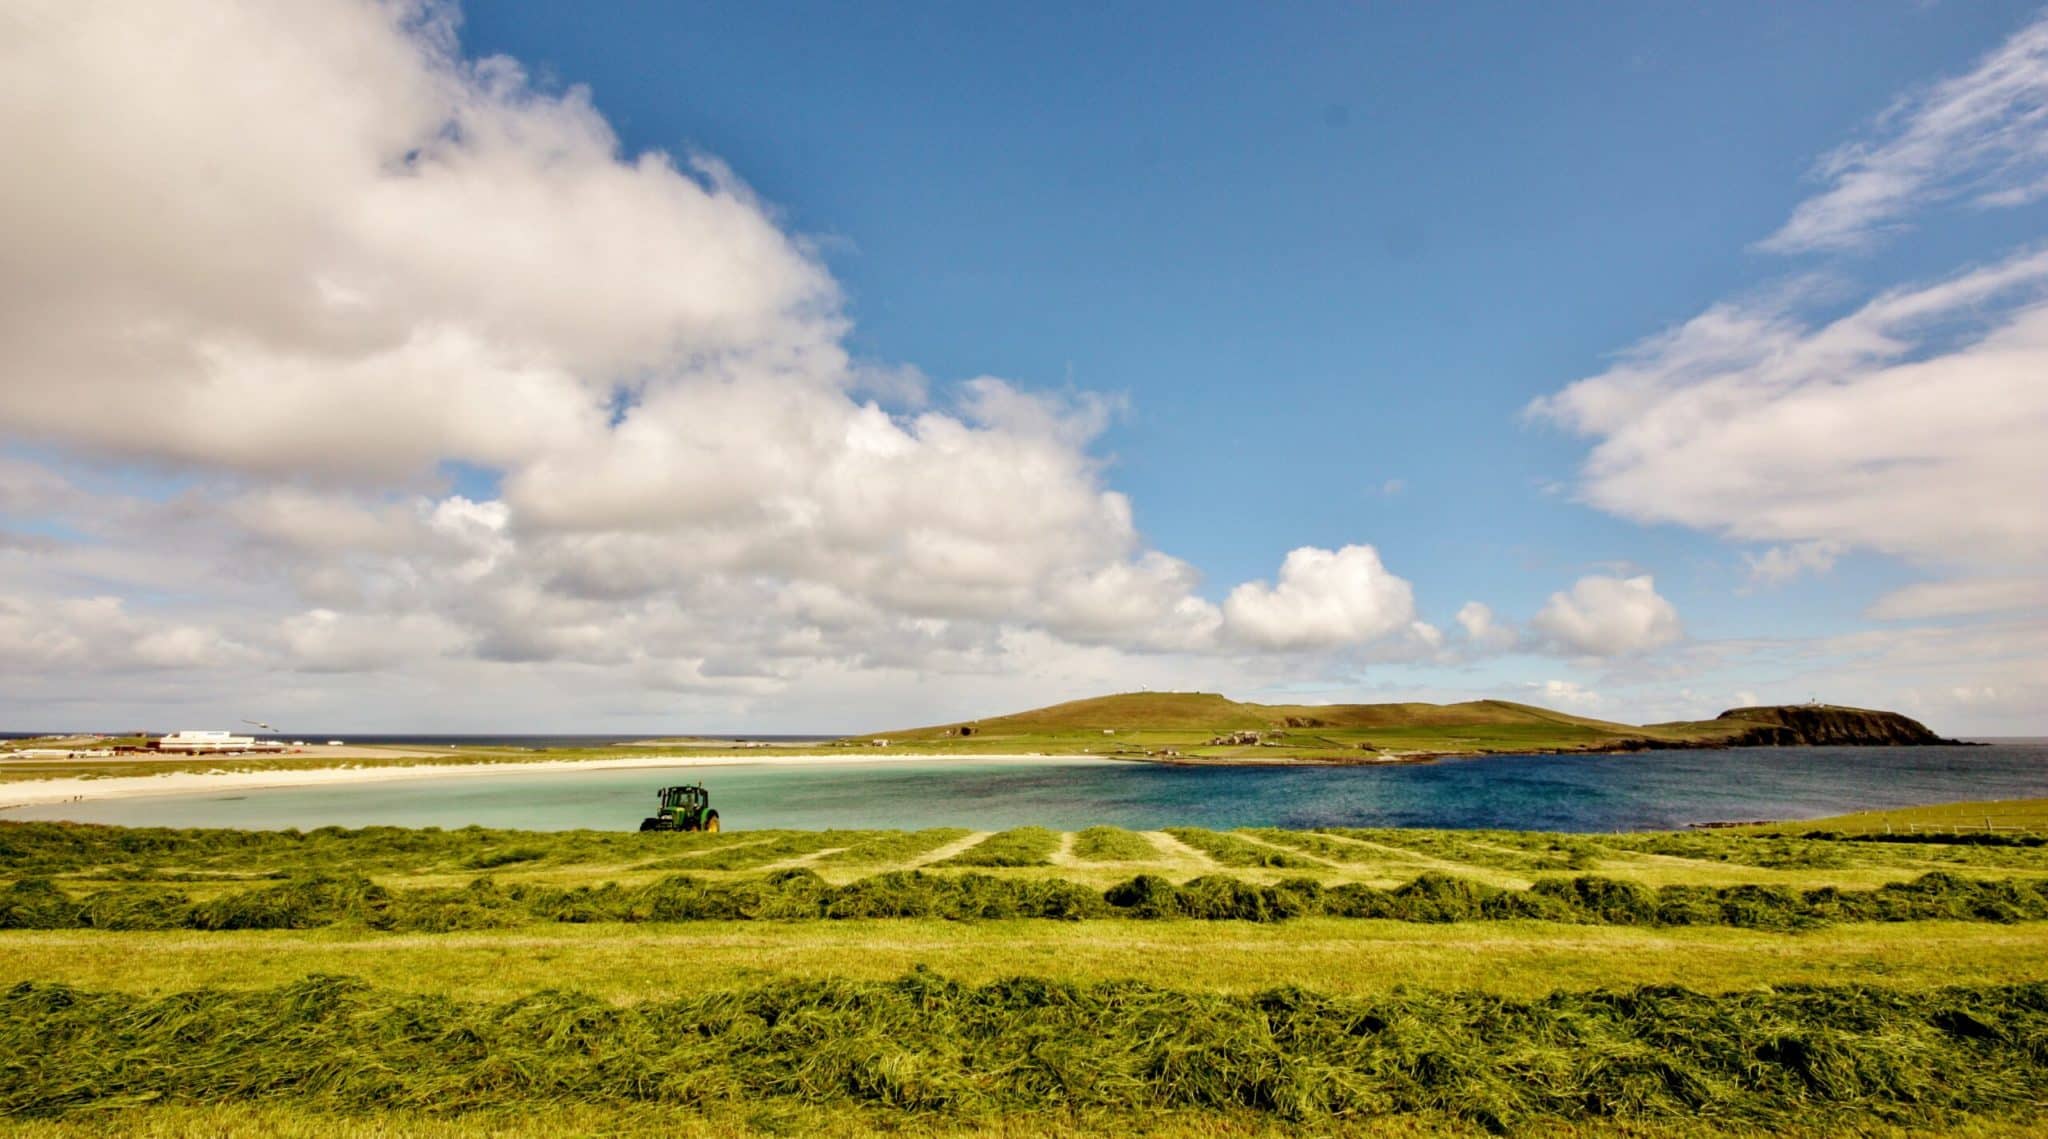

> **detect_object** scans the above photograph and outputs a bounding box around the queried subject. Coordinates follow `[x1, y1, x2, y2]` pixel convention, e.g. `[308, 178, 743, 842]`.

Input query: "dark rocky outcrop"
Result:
[1710, 705, 1964, 747]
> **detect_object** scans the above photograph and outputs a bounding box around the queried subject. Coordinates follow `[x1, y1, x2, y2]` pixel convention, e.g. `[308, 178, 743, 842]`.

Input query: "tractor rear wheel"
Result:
[704, 811, 721, 833]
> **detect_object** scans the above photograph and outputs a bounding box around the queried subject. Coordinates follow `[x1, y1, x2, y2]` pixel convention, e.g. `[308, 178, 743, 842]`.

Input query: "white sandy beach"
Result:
[0, 752, 1096, 809]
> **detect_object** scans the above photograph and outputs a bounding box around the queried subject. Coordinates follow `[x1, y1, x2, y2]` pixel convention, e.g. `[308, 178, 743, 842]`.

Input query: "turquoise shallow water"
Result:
[5, 742, 2046, 831]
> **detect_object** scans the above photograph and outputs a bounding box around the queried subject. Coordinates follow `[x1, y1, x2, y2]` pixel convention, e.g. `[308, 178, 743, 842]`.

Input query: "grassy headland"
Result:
[865, 691, 1962, 762]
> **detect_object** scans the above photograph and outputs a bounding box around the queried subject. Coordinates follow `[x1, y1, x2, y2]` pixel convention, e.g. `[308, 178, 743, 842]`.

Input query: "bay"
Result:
[5, 741, 2045, 832]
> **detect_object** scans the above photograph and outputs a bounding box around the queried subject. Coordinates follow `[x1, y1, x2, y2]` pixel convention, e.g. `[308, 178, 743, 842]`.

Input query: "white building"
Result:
[155, 730, 285, 754]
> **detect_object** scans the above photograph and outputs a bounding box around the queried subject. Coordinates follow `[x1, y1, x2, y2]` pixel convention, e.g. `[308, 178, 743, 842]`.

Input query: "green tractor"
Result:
[639, 783, 721, 832]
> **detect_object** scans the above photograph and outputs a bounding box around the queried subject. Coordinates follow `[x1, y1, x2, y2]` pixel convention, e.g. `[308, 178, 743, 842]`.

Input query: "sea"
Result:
[4, 740, 2045, 833]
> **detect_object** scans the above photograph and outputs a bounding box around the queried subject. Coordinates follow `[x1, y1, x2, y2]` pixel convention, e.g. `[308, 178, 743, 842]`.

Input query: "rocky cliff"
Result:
[1711, 705, 1962, 747]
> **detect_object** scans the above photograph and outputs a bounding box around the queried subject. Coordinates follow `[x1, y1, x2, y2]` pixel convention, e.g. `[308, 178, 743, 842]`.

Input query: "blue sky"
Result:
[3, 1, 2046, 732]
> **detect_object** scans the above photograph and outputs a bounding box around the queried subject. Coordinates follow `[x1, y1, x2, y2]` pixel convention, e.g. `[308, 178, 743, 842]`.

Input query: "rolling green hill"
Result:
[935, 691, 1275, 732]
[855, 692, 1955, 763]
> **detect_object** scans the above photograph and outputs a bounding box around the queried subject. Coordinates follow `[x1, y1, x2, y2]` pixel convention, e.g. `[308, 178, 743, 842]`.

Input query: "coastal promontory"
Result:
[855, 692, 1964, 764]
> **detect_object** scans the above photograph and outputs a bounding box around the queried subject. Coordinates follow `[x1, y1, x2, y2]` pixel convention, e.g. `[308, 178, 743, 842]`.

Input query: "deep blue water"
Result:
[5, 742, 2045, 832]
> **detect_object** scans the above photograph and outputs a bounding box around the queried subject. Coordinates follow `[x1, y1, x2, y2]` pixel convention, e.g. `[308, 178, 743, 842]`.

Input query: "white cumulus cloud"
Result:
[0, 0, 836, 479]
[1221, 545, 1421, 651]
[1530, 575, 1683, 657]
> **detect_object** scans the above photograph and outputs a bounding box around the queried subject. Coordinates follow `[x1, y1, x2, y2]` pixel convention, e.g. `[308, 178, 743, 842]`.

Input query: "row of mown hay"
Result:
[4, 974, 2045, 1130]
[1306, 828, 1605, 871]
[1070, 826, 1160, 862]
[933, 827, 1063, 867]
[8, 820, 2043, 883]
[0, 820, 730, 877]
[5, 870, 2046, 932]
[1163, 828, 1322, 868]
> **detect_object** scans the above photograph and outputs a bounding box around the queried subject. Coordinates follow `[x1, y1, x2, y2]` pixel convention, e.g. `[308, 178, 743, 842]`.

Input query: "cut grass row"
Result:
[31, 1104, 2044, 1139]
[8, 868, 2048, 931]
[1069, 826, 1158, 862]
[816, 828, 973, 865]
[1164, 828, 1322, 869]
[934, 827, 1060, 867]
[1318, 828, 1604, 871]
[653, 828, 982, 871]
[6, 974, 2045, 1133]
[8, 823, 2048, 902]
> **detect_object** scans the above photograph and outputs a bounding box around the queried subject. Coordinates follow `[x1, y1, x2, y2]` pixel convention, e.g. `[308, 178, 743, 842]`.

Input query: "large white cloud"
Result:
[1532, 248, 2048, 569]
[1529, 575, 1683, 657]
[1221, 545, 1421, 651]
[0, 0, 837, 479]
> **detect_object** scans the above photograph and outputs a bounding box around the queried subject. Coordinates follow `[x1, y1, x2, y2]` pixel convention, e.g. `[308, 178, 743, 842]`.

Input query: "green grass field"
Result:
[1744, 797, 2048, 836]
[3, 815, 2048, 1135]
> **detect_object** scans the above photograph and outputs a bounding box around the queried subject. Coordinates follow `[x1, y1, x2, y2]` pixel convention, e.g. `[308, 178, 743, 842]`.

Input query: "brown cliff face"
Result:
[1712, 705, 1960, 747]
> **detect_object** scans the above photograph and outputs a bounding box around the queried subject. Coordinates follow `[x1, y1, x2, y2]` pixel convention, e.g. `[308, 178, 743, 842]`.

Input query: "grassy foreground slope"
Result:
[5, 819, 2046, 1136]
[8, 975, 2048, 1136]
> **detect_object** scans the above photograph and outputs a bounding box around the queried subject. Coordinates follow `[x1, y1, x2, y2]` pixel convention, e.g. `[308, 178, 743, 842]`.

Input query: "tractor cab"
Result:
[639, 782, 721, 832]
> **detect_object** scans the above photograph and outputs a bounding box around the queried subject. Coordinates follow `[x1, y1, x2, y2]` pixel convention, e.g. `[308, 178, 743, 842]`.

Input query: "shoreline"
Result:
[0, 731, 2013, 813]
[2, 735, 2009, 811]
[0, 752, 1104, 810]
